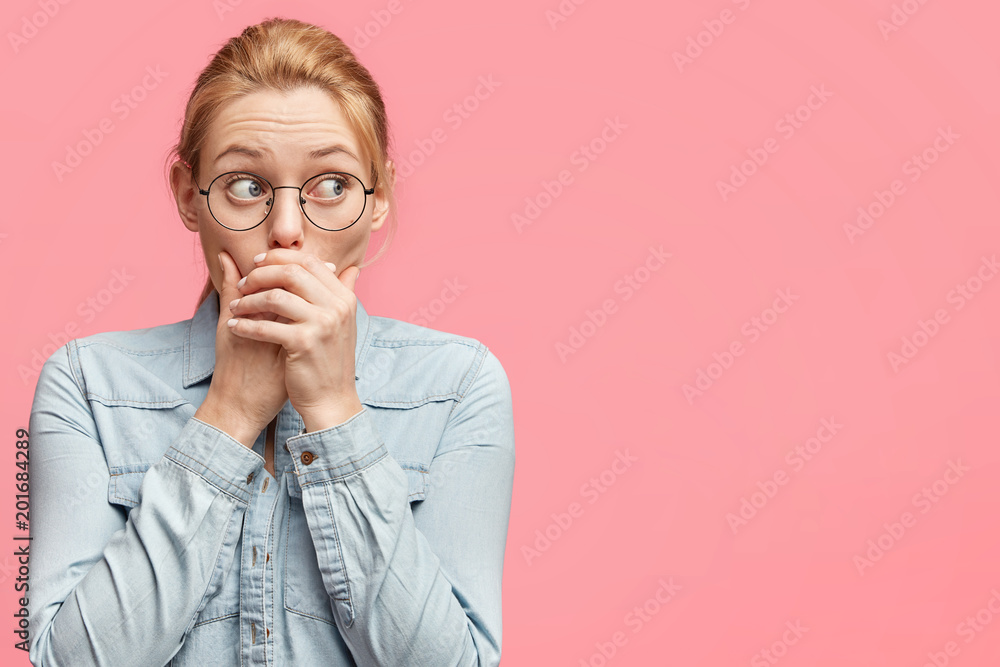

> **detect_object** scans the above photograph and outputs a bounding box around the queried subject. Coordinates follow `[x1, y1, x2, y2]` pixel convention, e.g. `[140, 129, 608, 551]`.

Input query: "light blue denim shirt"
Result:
[27, 289, 515, 666]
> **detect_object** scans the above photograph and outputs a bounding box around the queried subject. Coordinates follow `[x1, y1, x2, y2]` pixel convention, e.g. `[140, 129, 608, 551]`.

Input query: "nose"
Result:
[265, 186, 306, 249]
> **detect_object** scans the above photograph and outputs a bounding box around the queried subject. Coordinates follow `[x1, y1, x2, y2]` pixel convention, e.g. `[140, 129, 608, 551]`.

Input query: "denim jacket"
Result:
[27, 289, 515, 666]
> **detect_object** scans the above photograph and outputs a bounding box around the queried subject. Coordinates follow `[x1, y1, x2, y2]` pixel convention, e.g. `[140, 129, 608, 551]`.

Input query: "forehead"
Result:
[204, 86, 366, 166]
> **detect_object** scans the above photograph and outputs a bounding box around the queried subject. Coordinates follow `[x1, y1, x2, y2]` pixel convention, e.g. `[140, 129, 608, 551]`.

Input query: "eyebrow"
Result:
[214, 144, 360, 164]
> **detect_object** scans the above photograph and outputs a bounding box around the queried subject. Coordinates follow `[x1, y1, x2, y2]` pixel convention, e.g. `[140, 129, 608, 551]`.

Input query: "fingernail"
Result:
[326, 262, 336, 271]
[227, 318, 238, 327]
[253, 252, 266, 263]
[229, 298, 240, 310]
[237, 277, 246, 289]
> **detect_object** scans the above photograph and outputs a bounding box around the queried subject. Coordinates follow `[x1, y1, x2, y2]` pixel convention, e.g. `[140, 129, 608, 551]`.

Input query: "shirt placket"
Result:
[241, 430, 280, 666]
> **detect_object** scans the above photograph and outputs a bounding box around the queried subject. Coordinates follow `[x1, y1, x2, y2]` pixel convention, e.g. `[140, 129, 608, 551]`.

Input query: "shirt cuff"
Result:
[165, 416, 266, 504]
[286, 407, 387, 487]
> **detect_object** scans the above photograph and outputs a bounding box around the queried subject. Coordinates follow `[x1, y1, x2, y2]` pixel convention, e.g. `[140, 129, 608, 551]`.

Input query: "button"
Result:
[251, 621, 256, 644]
[266, 552, 270, 563]
[261, 478, 269, 493]
[252, 546, 257, 567]
[301, 451, 316, 465]
[246, 472, 254, 484]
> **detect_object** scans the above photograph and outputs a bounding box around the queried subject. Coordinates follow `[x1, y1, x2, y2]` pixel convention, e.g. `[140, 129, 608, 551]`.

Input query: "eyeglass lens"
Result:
[207, 172, 367, 231]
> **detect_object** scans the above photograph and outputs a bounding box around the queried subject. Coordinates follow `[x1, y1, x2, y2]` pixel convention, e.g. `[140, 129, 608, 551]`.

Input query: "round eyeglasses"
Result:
[193, 170, 376, 232]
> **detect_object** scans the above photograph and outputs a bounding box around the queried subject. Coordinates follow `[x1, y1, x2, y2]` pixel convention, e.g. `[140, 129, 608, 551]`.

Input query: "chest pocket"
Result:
[108, 464, 243, 627]
[283, 461, 427, 626]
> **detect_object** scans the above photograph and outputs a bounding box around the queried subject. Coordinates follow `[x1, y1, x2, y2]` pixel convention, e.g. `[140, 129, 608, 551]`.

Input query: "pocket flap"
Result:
[107, 463, 152, 509]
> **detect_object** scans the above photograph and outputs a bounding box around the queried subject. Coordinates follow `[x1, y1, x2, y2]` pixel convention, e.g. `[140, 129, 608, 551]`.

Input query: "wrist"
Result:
[299, 395, 364, 434]
[194, 394, 263, 448]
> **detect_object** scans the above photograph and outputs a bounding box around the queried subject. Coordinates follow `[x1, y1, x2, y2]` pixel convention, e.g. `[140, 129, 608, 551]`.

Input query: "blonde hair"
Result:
[163, 17, 397, 312]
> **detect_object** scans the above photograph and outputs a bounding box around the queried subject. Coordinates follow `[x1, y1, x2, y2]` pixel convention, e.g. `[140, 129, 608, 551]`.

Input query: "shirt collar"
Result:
[183, 289, 371, 388]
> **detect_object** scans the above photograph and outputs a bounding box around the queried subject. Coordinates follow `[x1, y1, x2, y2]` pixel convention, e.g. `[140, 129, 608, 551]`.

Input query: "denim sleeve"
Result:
[28, 342, 265, 667]
[286, 347, 516, 666]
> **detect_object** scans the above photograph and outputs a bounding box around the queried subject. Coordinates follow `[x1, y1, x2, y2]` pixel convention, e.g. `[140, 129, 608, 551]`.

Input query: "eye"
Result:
[308, 175, 348, 200]
[222, 173, 266, 200]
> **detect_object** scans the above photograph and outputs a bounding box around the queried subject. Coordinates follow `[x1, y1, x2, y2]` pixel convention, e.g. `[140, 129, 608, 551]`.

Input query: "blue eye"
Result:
[223, 174, 266, 200]
[308, 176, 347, 199]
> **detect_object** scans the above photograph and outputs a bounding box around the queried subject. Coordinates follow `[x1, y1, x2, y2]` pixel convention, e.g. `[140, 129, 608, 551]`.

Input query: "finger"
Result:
[219, 251, 274, 324]
[226, 315, 294, 348]
[231, 288, 311, 322]
[218, 250, 245, 321]
[339, 265, 360, 294]
[239, 261, 333, 306]
[250, 249, 347, 301]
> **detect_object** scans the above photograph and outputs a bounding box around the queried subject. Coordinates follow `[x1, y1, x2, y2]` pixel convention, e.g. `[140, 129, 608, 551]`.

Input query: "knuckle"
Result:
[285, 263, 304, 284]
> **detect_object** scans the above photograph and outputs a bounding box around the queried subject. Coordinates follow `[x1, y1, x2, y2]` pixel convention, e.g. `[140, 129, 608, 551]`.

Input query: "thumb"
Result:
[340, 265, 361, 294]
[217, 250, 245, 319]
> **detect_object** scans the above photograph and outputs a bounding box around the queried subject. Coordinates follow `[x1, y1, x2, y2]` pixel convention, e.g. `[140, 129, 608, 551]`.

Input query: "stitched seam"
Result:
[193, 510, 239, 631]
[193, 611, 239, 627]
[284, 607, 338, 625]
[265, 482, 278, 661]
[299, 451, 387, 485]
[86, 393, 188, 408]
[283, 502, 292, 617]
[324, 484, 353, 627]
[370, 337, 480, 349]
[76, 339, 185, 356]
[185, 317, 194, 386]
[67, 340, 87, 397]
[168, 440, 259, 492]
[165, 456, 248, 505]
[445, 343, 489, 424]
[283, 499, 336, 625]
[297, 445, 385, 476]
[362, 392, 459, 406]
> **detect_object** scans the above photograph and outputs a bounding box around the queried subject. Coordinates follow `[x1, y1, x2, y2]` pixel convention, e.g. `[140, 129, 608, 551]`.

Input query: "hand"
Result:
[227, 249, 363, 432]
[194, 250, 289, 447]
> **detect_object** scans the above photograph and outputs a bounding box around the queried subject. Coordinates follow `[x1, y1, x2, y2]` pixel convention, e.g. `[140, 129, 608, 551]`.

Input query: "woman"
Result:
[27, 17, 515, 667]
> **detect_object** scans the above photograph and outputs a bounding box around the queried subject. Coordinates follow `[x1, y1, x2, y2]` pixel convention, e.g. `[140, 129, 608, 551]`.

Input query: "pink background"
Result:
[4, 0, 1000, 665]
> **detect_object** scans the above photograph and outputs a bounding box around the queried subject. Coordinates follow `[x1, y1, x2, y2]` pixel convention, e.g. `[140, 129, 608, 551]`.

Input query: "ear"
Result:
[370, 159, 395, 233]
[170, 159, 201, 233]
